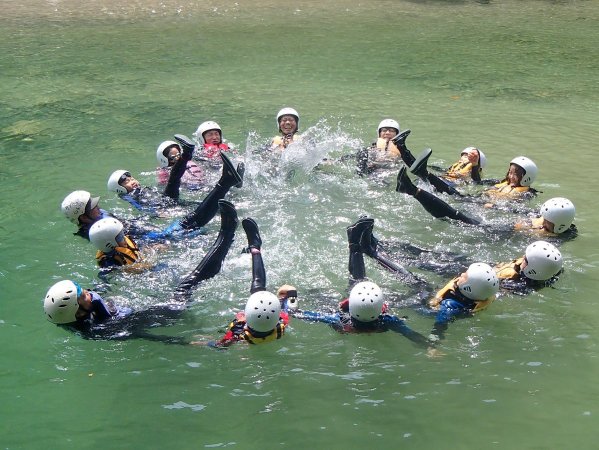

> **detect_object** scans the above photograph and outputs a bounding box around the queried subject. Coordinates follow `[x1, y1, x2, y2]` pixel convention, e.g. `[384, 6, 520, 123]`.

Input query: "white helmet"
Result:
[348, 281, 384, 322]
[276, 107, 299, 131]
[462, 147, 487, 168]
[156, 140, 180, 167]
[61, 190, 99, 224]
[44, 280, 81, 324]
[377, 119, 400, 134]
[458, 263, 499, 300]
[89, 218, 124, 253]
[540, 197, 575, 234]
[245, 291, 281, 332]
[193, 121, 222, 145]
[523, 241, 563, 281]
[107, 170, 131, 194]
[510, 156, 538, 186]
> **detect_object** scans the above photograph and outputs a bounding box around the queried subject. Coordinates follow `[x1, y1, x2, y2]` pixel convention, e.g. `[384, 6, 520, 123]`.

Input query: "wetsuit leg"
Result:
[348, 250, 366, 281]
[426, 174, 463, 196]
[174, 200, 238, 297]
[242, 218, 266, 293]
[180, 152, 242, 230]
[414, 189, 481, 225]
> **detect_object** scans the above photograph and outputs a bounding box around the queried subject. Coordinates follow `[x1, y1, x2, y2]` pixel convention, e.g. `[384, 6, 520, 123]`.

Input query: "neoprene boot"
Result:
[242, 218, 266, 293]
[391, 129, 416, 166]
[180, 152, 243, 230]
[346, 217, 374, 252]
[174, 200, 238, 297]
[242, 217, 262, 250]
[348, 250, 366, 281]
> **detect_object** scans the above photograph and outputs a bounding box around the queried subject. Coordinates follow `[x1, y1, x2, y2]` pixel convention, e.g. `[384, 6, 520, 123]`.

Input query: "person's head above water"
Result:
[194, 121, 223, 146]
[348, 281, 385, 322]
[456, 263, 499, 300]
[156, 140, 182, 168]
[89, 217, 126, 253]
[377, 119, 400, 140]
[244, 291, 281, 333]
[107, 170, 140, 194]
[276, 107, 299, 135]
[521, 241, 563, 281]
[61, 190, 101, 226]
[43, 280, 89, 325]
[506, 156, 537, 187]
[539, 197, 575, 234]
[460, 147, 487, 168]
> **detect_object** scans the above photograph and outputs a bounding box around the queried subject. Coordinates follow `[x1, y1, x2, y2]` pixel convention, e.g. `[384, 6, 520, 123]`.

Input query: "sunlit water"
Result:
[1, 1, 599, 448]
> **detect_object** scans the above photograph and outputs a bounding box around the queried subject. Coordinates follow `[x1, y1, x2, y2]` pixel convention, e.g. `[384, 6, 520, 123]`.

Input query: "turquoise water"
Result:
[2, 1, 599, 448]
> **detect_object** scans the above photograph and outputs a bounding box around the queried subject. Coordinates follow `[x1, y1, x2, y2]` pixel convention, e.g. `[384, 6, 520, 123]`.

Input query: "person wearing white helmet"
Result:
[353, 217, 565, 296]
[44, 201, 239, 339]
[271, 107, 301, 151]
[426, 262, 499, 340]
[108, 134, 199, 211]
[43, 279, 127, 329]
[356, 119, 403, 176]
[395, 167, 578, 238]
[155, 139, 204, 188]
[104, 134, 243, 233]
[514, 197, 577, 238]
[192, 120, 231, 160]
[199, 217, 295, 348]
[282, 217, 432, 348]
[485, 156, 538, 200]
[61, 190, 117, 240]
[494, 240, 563, 290]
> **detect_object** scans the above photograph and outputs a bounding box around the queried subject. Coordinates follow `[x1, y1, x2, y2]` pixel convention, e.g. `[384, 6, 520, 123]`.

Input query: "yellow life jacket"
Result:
[95, 235, 140, 267]
[444, 160, 477, 181]
[429, 277, 494, 313]
[494, 257, 524, 281]
[271, 134, 301, 152]
[485, 181, 530, 199]
[372, 138, 401, 159]
[242, 322, 287, 344]
[513, 216, 556, 236]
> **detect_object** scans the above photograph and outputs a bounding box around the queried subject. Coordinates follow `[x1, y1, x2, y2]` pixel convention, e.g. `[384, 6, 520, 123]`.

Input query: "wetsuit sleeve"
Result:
[291, 310, 341, 325]
[120, 193, 146, 211]
[383, 315, 431, 348]
[429, 298, 470, 341]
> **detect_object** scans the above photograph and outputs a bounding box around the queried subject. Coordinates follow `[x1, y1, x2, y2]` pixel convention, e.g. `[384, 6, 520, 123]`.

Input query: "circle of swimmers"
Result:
[43, 108, 577, 353]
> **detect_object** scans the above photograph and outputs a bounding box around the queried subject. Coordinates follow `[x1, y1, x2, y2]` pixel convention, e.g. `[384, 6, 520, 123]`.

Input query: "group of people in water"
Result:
[43, 107, 577, 352]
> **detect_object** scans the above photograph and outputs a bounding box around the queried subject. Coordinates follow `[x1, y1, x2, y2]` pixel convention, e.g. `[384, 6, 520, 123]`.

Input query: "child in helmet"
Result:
[395, 168, 577, 239]
[155, 139, 204, 188]
[271, 107, 301, 152]
[192, 120, 231, 160]
[287, 217, 432, 348]
[109, 135, 242, 213]
[44, 201, 239, 339]
[393, 129, 538, 200]
[63, 149, 241, 242]
[493, 240, 563, 292]
[356, 119, 403, 176]
[89, 201, 238, 273]
[354, 217, 565, 295]
[198, 218, 293, 348]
